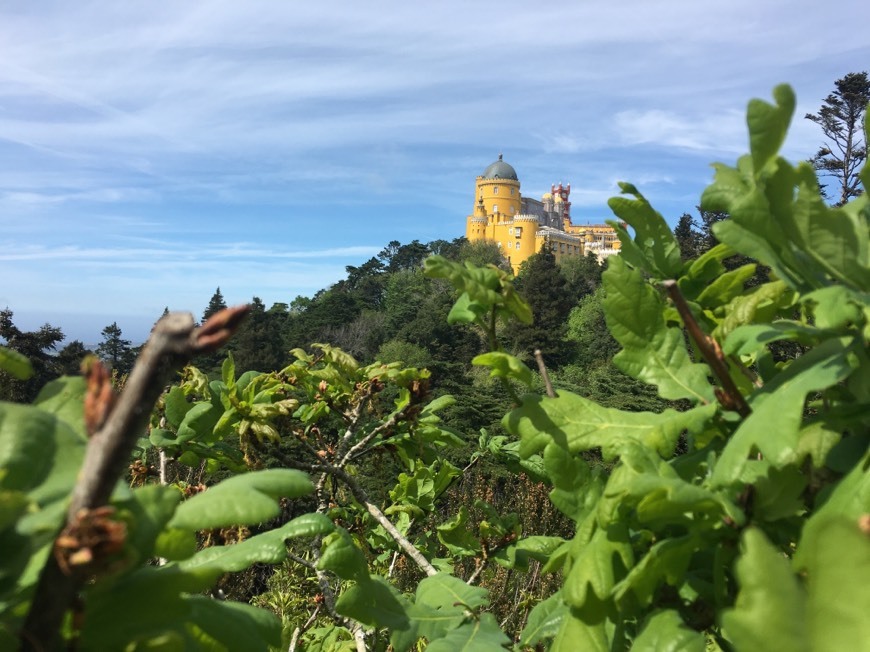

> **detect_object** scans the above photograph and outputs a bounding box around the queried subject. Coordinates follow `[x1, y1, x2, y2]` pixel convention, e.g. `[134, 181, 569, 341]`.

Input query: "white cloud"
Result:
[0, 0, 868, 339]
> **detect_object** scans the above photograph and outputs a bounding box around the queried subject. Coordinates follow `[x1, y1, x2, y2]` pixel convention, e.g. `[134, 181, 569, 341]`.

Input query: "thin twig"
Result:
[466, 558, 487, 586]
[534, 349, 556, 398]
[286, 552, 316, 570]
[20, 306, 249, 651]
[280, 458, 438, 577]
[339, 407, 407, 469]
[335, 393, 372, 458]
[662, 281, 751, 418]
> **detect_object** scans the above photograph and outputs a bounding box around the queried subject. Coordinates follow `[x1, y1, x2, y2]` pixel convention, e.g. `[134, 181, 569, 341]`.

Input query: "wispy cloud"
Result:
[1, 0, 867, 339]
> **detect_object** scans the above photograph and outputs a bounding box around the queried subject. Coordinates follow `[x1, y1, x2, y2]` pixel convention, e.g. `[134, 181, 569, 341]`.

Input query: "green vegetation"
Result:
[1, 82, 869, 650]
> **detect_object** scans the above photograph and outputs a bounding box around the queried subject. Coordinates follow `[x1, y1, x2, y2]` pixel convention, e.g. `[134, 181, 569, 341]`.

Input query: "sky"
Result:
[1, 1, 868, 343]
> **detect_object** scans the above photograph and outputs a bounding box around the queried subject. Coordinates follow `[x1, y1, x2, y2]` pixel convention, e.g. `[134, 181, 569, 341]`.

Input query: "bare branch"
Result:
[281, 458, 438, 577]
[534, 349, 556, 398]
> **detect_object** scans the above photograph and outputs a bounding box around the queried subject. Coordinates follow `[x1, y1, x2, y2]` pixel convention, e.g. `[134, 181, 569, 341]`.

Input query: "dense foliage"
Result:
[1, 83, 869, 650]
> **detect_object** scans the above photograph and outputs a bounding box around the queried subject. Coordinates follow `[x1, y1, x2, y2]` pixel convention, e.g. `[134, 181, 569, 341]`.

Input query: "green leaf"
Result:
[121, 485, 182, 562]
[752, 465, 807, 522]
[0, 490, 28, 530]
[613, 536, 698, 609]
[603, 256, 714, 403]
[715, 279, 794, 340]
[795, 447, 870, 568]
[802, 517, 870, 650]
[187, 595, 281, 652]
[32, 376, 88, 440]
[154, 527, 197, 562]
[0, 346, 32, 380]
[417, 572, 489, 611]
[335, 575, 409, 630]
[631, 609, 705, 652]
[795, 422, 842, 469]
[606, 182, 683, 278]
[520, 591, 568, 647]
[551, 610, 609, 651]
[712, 338, 856, 486]
[164, 386, 193, 429]
[391, 573, 491, 650]
[447, 292, 487, 325]
[0, 402, 85, 513]
[543, 441, 598, 521]
[178, 513, 333, 574]
[791, 168, 870, 289]
[425, 613, 511, 651]
[155, 431, 189, 452]
[603, 454, 737, 528]
[724, 321, 830, 357]
[437, 506, 481, 557]
[696, 263, 757, 308]
[505, 390, 716, 460]
[804, 285, 869, 330]
[221, 352, 236, 388]
[746, 84, 795, 175]
[168, 469, 313, 530]
[318, 528, 369, 583]
[721, 528, 808, 651]
[562, 523, 632, 615]
[472, 351, 533, 387]
[80, 565, 213, 648]
[495, 535, 564, 571]
[175, 402, 222, 444]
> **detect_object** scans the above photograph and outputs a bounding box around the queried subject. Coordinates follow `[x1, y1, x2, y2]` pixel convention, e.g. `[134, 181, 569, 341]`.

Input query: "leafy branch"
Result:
[21, 306, 249, 651]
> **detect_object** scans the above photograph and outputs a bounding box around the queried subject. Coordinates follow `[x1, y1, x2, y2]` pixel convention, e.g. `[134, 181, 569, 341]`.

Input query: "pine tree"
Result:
[232, 297, 286, 372]
[56, 340, 92, 375]
[202, 287, 227, 323]
[0, 309, 65, 402]
[511, 246, 574, 366]
[96, 322, 134, 375]
[674, 213, 702, 260]
[805, 71, 870, 205]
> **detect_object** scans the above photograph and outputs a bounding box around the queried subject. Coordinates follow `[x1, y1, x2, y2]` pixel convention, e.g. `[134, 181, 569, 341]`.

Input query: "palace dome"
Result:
[481, 154, 518, 180]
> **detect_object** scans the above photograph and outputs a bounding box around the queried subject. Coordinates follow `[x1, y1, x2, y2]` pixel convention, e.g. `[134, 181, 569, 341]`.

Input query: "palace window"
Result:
[493, 186, 499, 194]
[493, 204, 498, 213]
[515, 227, 522, 237]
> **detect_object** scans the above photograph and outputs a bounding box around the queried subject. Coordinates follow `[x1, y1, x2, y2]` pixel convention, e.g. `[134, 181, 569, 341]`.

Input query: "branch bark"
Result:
[662, 281, 751, 418]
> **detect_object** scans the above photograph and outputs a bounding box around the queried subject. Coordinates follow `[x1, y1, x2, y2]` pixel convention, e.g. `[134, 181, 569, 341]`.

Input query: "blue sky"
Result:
[1, 1, 868, 343]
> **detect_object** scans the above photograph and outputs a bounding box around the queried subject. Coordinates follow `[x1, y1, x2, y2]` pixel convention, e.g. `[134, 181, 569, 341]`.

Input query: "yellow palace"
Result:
[465, 155, 620, 273]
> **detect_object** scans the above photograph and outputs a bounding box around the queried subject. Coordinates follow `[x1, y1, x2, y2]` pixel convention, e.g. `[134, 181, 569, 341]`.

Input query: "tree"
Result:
[511, 246, 574, 365]
[457, 239, 508, 269]
[673, 212, 702, 260]
[231, 297, 286, 372]
[95, 322, 134, 376]
[55, 340, 93, 375]
[805, 71, 870, 205]
[0, 309, 65, 402]
[559, 250, 603, 300]
[202, 287, 227, 323]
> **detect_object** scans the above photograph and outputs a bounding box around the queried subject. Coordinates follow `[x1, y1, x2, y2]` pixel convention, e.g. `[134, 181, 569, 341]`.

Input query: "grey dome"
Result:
[482, 154, 518, 180]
